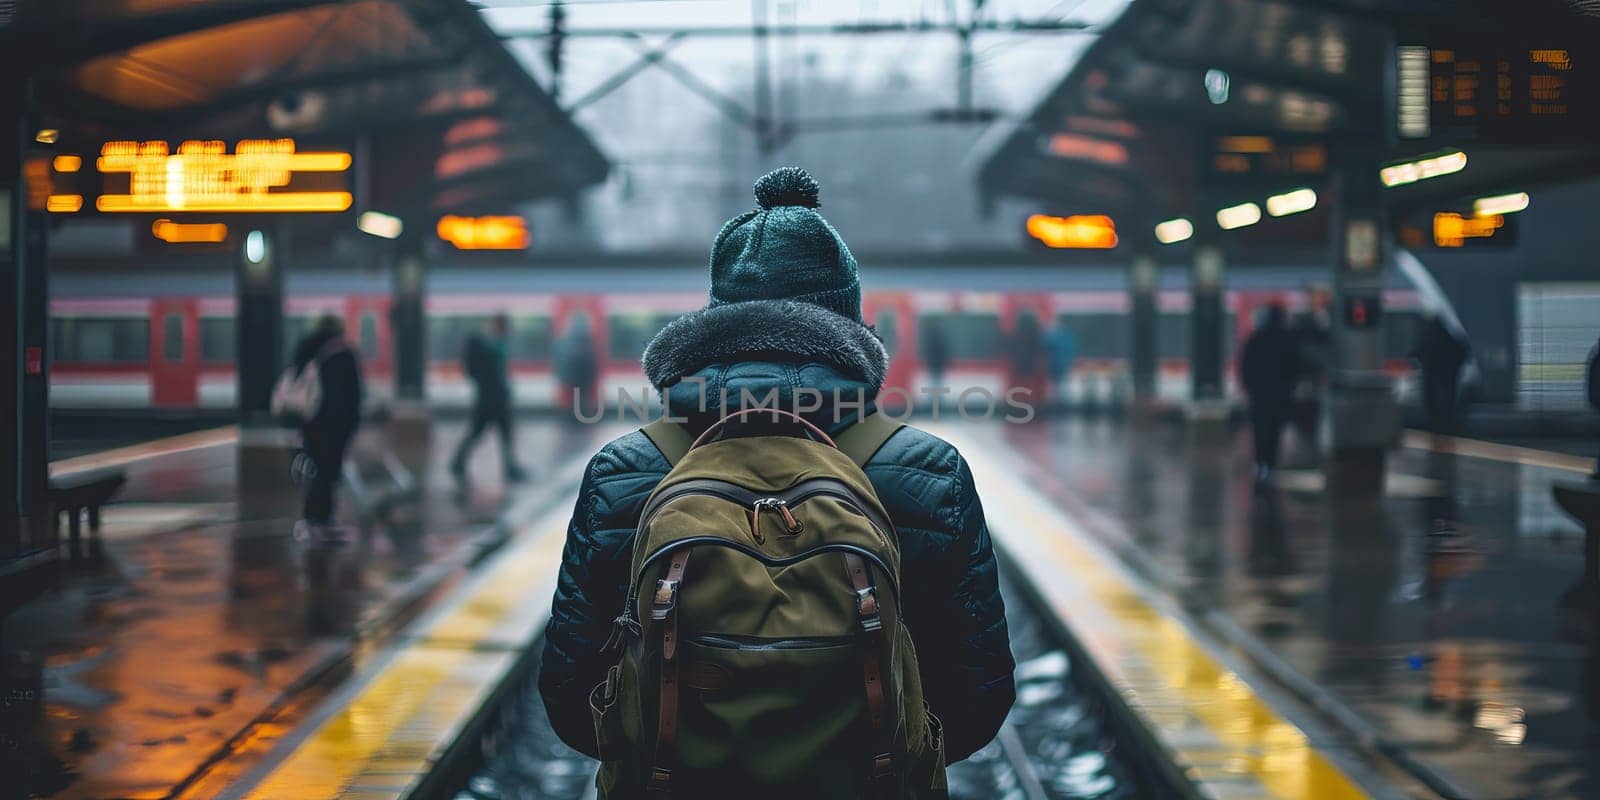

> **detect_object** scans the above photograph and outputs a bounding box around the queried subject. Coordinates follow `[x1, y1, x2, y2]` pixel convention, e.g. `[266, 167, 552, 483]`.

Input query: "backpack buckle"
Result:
[650, 578, 680, 620]
[870, 753, 895, 780]
[855, 586, 882, 632]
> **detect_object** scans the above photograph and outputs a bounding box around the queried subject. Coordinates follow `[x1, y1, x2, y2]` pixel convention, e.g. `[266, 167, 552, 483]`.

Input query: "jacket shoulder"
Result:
[868, 423, 964, 475]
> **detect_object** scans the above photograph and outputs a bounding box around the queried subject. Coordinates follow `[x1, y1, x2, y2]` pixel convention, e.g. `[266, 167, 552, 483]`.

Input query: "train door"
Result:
[863, 293, 915, 409]
[346, 296, 392, 391]
[150, 298, 199, 406]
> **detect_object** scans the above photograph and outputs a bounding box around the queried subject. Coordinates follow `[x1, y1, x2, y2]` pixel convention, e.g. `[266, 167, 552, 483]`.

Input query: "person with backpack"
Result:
[1588, 333, 1600, 480]
[539, 167, 1015, 797]
[450, 314, 527, 483]
[278, 313, 363, 540]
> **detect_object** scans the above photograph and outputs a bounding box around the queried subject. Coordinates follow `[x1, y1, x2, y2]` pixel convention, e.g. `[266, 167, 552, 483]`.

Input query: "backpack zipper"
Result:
[688, 633, 855, 652]
[638, 478, 893, 548]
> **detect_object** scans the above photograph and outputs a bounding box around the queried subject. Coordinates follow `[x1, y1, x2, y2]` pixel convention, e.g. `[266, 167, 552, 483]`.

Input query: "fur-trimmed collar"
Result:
[642, 300, 887, 390]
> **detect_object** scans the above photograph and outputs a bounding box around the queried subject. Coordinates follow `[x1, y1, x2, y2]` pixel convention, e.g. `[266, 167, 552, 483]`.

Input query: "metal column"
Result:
[1190, 243, 1226, 403]
[1128, 253, 1159, 404]
[1324, 144, 1398, 494]
[1, 74, 52, 563]
[236, 226, 284, 426]
[389, 244, 431, 452]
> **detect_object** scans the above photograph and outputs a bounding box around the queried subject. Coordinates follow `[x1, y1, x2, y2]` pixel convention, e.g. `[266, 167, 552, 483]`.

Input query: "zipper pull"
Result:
[777, 502, 803, 534]
[754, 498, 803, 536]
[600, 614, 641, 653]
[748, 506, 765, 543]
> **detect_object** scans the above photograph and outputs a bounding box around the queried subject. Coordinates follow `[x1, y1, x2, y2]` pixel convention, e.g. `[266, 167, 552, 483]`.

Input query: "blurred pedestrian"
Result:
[1240, 304, 1298, 482]
[1411, 312, 1471, 435]
[1289, 286, 1332, 444]
[281, 313, 363, 541]
[1588, 333, 1600, 479]
[554, 314, 599, 419]
[918, 318, 950, 389]
[1046, 323, 1078, 406]
[451, 314, 526, 483]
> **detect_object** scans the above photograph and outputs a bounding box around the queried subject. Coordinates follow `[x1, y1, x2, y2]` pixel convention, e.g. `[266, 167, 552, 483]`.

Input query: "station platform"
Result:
[5, 415, 1598, 800]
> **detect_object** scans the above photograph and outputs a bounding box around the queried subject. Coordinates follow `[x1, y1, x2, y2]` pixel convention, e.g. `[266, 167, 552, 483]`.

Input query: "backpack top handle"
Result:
[688, 408, 837, 452]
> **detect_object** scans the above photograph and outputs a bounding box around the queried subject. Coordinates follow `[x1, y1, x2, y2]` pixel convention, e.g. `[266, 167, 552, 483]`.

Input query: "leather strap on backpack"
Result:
[844, 552, 896, 785]
[642, 418, 695, 468]
[647, 549, 691, 793]
[834, 413, 903, 468]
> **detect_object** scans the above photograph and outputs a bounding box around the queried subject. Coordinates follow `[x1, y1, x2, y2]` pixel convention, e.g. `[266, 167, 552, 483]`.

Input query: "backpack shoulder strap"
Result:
[641, 418, 694, 467]
[835, 413, 903, 468]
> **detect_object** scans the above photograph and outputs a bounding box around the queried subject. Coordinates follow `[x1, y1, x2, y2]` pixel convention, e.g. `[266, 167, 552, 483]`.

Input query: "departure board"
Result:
[1400, 31, 1599, 143]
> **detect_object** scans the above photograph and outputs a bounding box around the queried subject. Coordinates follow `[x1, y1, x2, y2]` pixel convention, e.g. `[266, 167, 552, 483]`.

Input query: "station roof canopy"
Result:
[977, 0, 1600, 227]
[4, 0, 609, 214]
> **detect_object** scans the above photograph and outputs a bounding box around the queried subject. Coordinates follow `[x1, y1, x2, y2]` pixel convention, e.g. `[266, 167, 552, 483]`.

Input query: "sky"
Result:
[475, 0, 1131, 251]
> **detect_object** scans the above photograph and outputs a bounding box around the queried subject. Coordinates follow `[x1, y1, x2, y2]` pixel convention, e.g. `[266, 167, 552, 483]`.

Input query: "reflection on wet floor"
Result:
[454, 573, 1144, 800]
[994, 415, 1600, 800]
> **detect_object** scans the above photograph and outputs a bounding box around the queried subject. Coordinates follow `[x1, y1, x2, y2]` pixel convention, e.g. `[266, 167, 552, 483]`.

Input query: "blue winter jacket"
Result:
[538, 299, 1016, 764]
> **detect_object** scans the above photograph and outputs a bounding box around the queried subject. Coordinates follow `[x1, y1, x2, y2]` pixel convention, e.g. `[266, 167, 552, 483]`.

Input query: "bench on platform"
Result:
[48, 468, 127, 558]
[1553, 480, 1600, 609]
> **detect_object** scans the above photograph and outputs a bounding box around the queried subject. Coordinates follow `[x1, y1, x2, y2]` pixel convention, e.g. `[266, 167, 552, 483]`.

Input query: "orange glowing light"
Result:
[437, 215, 530, 250]
[1217, 136, 1274, 153]
[1433, 211, 1503, 247]
[152, 219, 229, 243]
[46, 194, 83, 213]
[1045, 134, 1128, 166]
[1026, 214, 1118, 249]
[53, 154, 83, 173]
[94, 138, 352, 213]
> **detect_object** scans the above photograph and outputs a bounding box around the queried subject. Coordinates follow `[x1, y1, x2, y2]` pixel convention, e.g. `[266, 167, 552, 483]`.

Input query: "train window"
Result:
[919, 312, 999, 360]
[429, 315, 489, 363]
[359, 312, 379, 361]
[1056, 313, 1127, 359]
[1157, 312, 1188, 359]
[608, 312, 679, 361]
[510, 315, 553, 360]
[200, 317, 235, 362]
[163, 314, 184, 362]
[52, 317, 150, 363]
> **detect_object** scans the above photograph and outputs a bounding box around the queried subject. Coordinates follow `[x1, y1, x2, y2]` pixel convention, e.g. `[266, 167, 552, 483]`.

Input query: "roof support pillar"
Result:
[1, 72, 55, 569]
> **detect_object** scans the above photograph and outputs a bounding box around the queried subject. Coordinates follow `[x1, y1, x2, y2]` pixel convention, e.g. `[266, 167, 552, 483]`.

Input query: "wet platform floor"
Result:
[987, 416, 1600, 799]
[6, 414, 1599, 800]
[3, 419, 619, 800]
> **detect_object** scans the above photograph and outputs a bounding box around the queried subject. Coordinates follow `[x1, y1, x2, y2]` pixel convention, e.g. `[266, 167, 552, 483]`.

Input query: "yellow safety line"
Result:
[1402, 430, 1595, 475]
[49, 424, 238, 476]
[942, 428, 1372, 800]
[241, 514, 568, 800]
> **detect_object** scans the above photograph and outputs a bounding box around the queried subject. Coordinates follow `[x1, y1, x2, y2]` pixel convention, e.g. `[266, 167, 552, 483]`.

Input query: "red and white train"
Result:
[48, 264, 1424, 410]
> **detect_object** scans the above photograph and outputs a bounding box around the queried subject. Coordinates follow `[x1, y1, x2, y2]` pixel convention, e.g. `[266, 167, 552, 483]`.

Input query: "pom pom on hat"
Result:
[753, 166, 821, 210]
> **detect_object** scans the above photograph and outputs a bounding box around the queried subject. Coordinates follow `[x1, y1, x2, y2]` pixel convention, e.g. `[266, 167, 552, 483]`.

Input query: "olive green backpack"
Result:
[589, 408, 948, 798]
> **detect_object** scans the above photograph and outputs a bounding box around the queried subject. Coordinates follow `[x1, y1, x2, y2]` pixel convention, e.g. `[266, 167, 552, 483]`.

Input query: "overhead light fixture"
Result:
[1472, 192, 1529, 217]
[152, 219, 228, 244]
[245, 230, 267, 264]
[1265, 188, 1317, 217]
[358, 210, 404, 239]
[35, 129, 59, 145]
[1216, 202, 1262, 230]
[1025, 214, 1118, 249]
[52, 154, 82, 173]
[45, 194, 83, 213]
[1204, 69, 1230, 105]
[1380, 150, 1466, 187]
[1154, 218, 1194, 244]
[437, 215, 531, 250]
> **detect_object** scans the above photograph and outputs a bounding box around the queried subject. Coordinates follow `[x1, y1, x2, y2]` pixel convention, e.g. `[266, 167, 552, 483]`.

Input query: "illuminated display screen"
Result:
[1204, 135, 1326, 184]
[1401, 31, 1598, 143]
[46, 139, 354, 214]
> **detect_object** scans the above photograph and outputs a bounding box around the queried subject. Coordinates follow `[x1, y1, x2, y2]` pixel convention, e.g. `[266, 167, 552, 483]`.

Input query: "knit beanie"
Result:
[708, 167, 862, 322]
